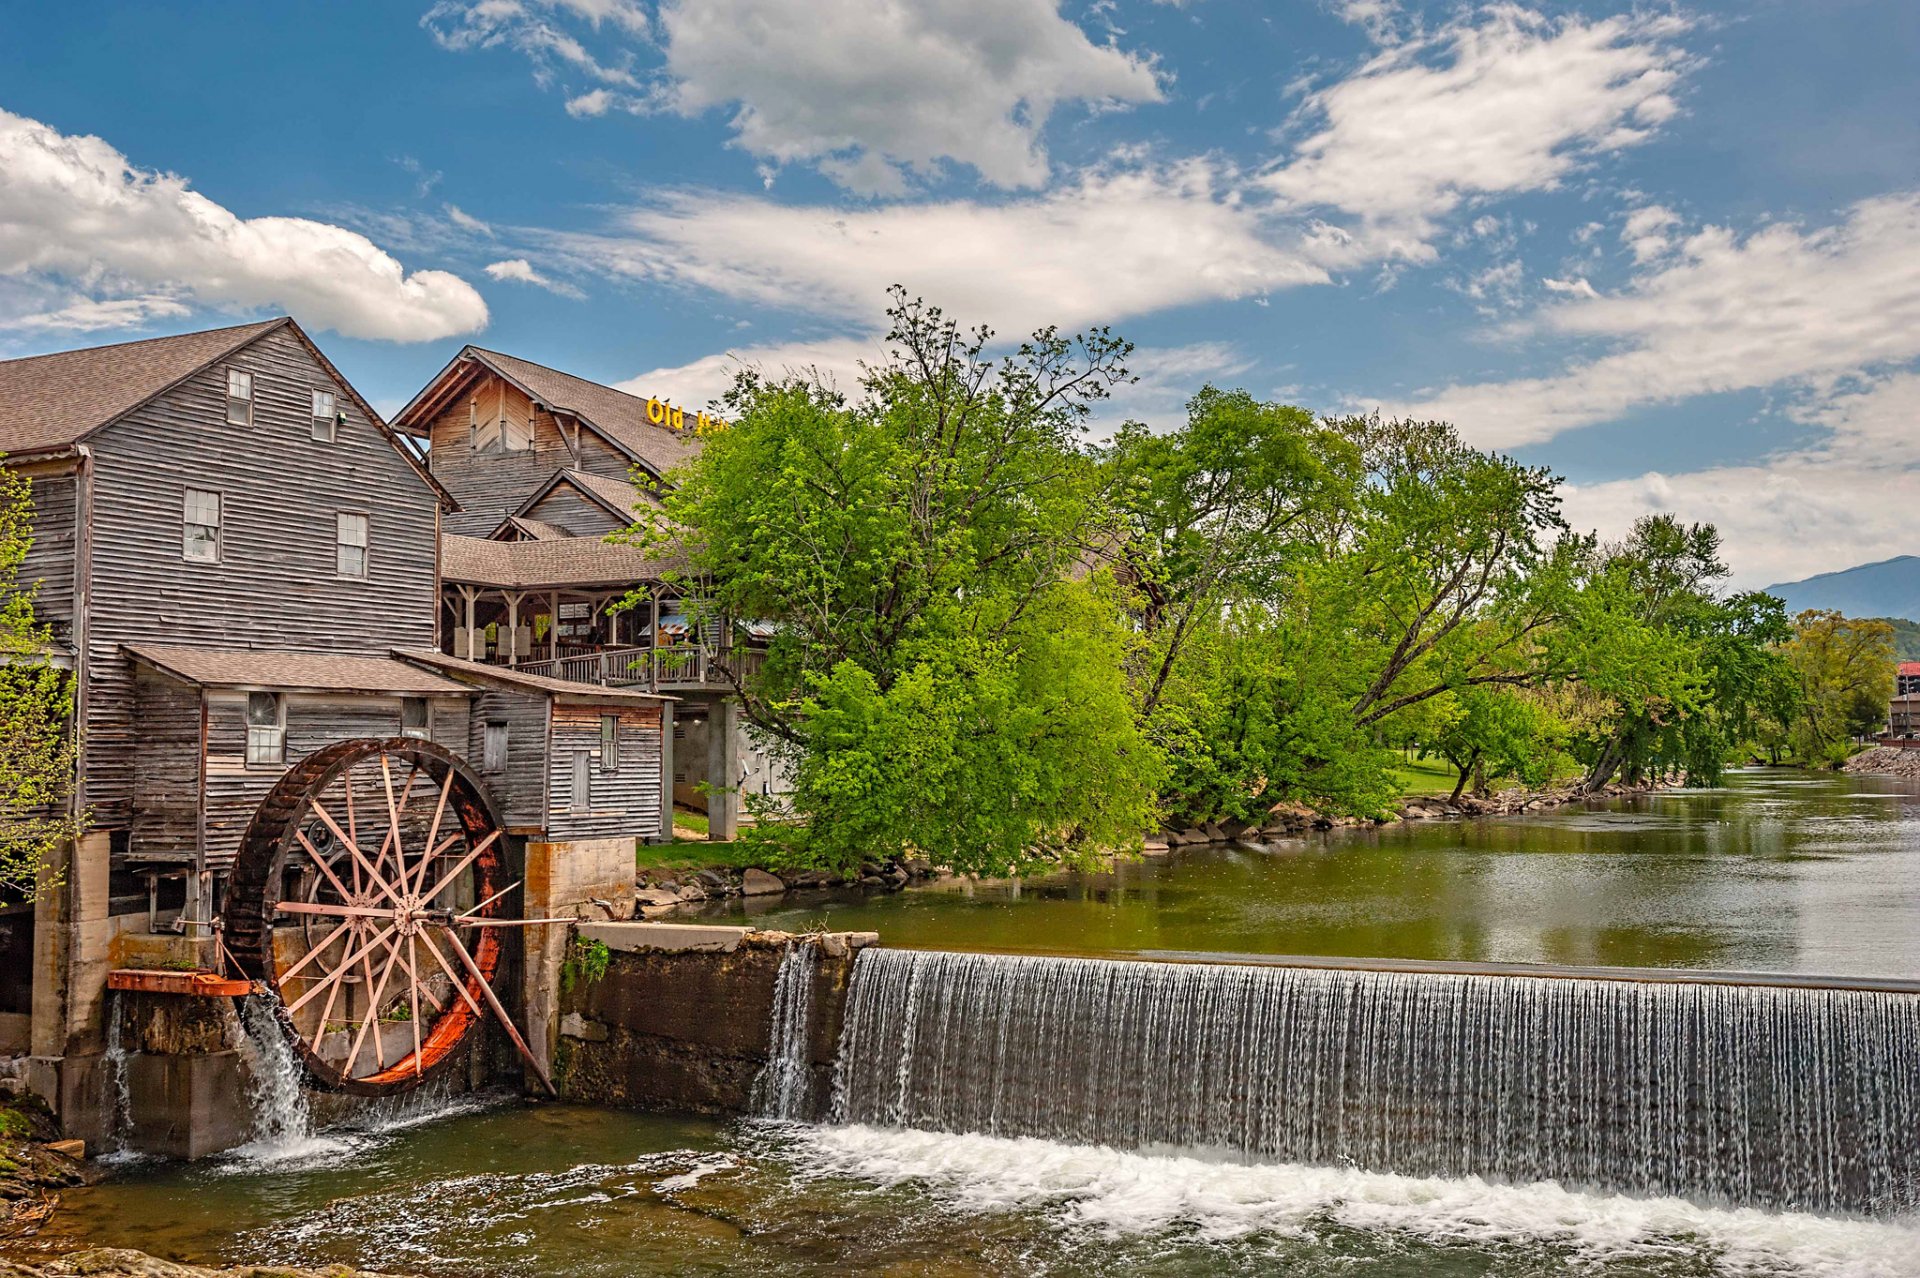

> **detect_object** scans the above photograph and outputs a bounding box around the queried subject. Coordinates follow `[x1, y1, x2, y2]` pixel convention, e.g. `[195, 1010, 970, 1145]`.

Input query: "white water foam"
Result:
[788, 1124, 1920, 1278]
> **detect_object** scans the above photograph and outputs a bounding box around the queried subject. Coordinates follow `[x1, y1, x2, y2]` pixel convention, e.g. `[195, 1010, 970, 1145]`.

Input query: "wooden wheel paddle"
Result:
[224, 738, 554, 1097]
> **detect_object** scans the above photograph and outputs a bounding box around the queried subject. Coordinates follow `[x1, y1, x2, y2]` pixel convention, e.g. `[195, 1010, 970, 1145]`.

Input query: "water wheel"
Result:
[224, 738, 553, 1097]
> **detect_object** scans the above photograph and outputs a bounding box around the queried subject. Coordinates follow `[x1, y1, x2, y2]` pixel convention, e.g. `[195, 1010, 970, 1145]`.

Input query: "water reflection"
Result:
[703, 769, 1920, 978]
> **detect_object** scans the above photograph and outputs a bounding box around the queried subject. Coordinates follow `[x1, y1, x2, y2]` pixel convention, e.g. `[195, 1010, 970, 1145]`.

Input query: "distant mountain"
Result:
[1764, 555, 1920, 624]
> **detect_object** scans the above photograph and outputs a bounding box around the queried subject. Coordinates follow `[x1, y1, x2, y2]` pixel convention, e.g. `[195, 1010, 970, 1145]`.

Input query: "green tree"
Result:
[0, 463, 82, 903]
[1428, 687, 1567, 802]
[1564, 516, 1794, 789]
[629, 291, 1161, 874]
[1780, 610, 1894, 765]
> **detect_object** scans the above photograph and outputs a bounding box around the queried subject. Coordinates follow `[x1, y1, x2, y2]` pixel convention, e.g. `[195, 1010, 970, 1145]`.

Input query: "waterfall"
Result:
[830, 949, 1920, 1217]
[237, 995, 317, 1152]
[753, 941, 819, 1121]
[101, 991, 135, 1158]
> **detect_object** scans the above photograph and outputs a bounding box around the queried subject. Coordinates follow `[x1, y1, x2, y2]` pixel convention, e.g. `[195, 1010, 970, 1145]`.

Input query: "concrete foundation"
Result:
[519, 835, 639, 1088]
[554, 922, 878, 1118]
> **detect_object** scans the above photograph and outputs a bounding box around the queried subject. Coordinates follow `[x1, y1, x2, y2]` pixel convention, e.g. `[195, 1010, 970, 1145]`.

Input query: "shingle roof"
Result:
[125, 644, 470, 694]
[489, 515, 576, 541]
[393, 649, 674, 702]
[550, 468, 658, 518]
[1900, 662, 1920, 676]
[465, 348, 703, 478]
[440, 533, 687, 589]
[0, 320, 283, 456]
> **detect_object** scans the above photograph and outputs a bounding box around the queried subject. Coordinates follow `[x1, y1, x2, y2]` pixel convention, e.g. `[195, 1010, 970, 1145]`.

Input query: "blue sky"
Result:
[1, 0, 1915, 585]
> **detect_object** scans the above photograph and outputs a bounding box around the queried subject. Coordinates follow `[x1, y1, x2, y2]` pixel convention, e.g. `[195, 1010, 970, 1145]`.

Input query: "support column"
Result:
[462, 587, 478, 661]
[707, 698, 739, 842]
[520, 836, 636, 1088]
[651, 699, 675, 845]
[506, 592, 523, 667]
[28, 831, 114, 1144]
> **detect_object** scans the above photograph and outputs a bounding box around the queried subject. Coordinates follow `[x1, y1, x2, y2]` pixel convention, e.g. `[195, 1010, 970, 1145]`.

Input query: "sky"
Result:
[1, 0, 1915, 587]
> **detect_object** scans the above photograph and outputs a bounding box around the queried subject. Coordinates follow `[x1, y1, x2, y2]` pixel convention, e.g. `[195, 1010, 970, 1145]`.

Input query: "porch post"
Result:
[462, 587, 478, 661]
[506, 592, 522, 667]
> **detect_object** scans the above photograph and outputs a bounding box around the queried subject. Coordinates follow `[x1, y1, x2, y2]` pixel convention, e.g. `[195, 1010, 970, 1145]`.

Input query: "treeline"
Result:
[630, 294, 1864, 876]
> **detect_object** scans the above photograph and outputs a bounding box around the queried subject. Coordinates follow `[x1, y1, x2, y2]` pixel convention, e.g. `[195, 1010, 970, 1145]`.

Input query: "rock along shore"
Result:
[0, 1251, 413, 1278]
[1842, 745, 1920, 780]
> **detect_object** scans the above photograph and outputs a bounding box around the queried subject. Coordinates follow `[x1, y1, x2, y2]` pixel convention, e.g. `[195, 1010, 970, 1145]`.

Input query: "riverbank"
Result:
[641, 776, 1675, 914]
[1842, 745, 1920, 779]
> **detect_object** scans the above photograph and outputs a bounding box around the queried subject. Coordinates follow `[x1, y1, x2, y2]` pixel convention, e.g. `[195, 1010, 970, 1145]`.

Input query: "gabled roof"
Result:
[0, 317, 456, 509]
[516, 467, 657, 525]
[392, 346, 702, 480]
[441, 533, 687, 590]
[488, 514, 576, 542]
[394, 649, 674, 703]
[126, 644, 470, 695]
[1899, 662, 1920, 676]
[0, 320, 281, 456]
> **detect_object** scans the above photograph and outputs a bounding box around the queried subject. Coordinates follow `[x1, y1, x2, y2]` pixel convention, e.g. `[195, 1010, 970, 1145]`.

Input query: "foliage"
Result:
[1427, 687, 1567, 800]
[1779, 611, 1894, 765]
[1863, 616, 1920, 662]
[560, 936, 611, 993]
[629, 291, 1160, 875]
[0, 462, 82, 905]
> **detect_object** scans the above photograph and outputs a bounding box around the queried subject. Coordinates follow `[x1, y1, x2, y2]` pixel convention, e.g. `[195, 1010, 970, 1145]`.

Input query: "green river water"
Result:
[21, 768, 1920, 1277]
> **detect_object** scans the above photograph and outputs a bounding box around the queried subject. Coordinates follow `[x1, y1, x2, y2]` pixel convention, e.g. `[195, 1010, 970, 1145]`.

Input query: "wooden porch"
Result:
[519, 643, 766, 692]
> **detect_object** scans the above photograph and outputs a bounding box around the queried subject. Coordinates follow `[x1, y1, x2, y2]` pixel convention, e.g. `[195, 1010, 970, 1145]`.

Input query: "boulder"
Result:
[740, 868, 786, 897]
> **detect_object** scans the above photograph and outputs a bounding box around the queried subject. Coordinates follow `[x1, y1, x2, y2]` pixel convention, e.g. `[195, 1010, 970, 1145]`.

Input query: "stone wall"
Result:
[553, 922, 876, 1119]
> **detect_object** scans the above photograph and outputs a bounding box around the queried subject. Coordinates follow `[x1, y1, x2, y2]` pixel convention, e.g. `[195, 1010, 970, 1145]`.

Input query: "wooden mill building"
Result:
[390, 346, 784, 840]
[0, 319, 670, 1144]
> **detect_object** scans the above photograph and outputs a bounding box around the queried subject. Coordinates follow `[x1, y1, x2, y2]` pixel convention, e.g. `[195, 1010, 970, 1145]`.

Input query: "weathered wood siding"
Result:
[520, 481, 625, 538]
[129, 670, 204, 863]
[18, 472, 79, 644]
[200, 691, 470, 870]
[81, 325, 442, 832]
[468, 689, 549, 830]
[426, 376, 578, 536]
[573, 429, 650, 485]
[547, 702, 663, 841]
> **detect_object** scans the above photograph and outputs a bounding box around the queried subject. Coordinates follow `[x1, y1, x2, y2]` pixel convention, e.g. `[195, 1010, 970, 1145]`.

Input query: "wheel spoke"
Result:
[307, 799, 406, 910]
[277, 900, 397, 920]
[414, 769, 457, 896]
[309, 922, 354, 1055]
[273, 919, 350, 985]
[435, 924, 555, 1095]
[458, 879, 521, 920]
[415, 927, 489, 1023]
[294, 831, 355, 902]
[348, 929, 404, 1076]
[420, 830, 501, 908]
[287, 919, 393, 1015]
[407, 936, 423, 1076]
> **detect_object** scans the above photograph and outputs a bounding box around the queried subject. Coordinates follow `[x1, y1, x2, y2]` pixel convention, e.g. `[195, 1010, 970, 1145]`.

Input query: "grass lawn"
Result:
[634, 838, 774, 872]
[1389, 754, 1461, 797]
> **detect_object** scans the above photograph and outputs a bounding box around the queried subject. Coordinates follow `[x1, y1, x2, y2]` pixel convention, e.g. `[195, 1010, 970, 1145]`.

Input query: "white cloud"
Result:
[1562, 373, 1920, 587]
[1263, 8, 1689, 253]
[428, 0, 1161, 194]
[617, 334, 876, 409]
[653, 0, 1163, 192]
[444, 203, 494, 236]
[0, 294, 192, 334]
[1621, 203, 1680, 262]
[1401, 193, 1920, 448]
[483, 257, 585, 298]
[1542, 276, 1599, 299]
[548, 158, 1324, 336]
[0, 108, 488, 342]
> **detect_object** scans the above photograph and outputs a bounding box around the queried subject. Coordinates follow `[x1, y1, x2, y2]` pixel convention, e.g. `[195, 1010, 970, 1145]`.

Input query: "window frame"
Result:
[226, 367, 253, 427]
[245, 691, 286, 768]
[311, 388, 337, 443]
[335, 511, 369, 580]
[600, 714, 620, 772]
[401, 697, 431, 740]
[182, 487, 223, 564]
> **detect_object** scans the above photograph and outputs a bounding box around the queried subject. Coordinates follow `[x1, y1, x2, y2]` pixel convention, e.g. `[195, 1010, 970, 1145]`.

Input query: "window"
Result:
[246, 692, 285, 767]
[311, 389, 337, 442]
[571, 750, 591, 812]
[401, 698, 430, 740]
[336, 512, 368, 579]
[483, 721, 508, 773]
[469, 385, 532, 453]
[600, 714, 620, 772]
[226, 368, 253, 426]
[183, 488, 222, 563]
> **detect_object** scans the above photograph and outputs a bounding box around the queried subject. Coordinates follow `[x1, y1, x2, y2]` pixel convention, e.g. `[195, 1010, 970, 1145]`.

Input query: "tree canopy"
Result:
[628, 293, 1804, 870]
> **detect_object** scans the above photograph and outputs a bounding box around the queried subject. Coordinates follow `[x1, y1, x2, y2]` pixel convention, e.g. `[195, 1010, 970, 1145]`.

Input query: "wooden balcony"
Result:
[518, 644, 765, 692]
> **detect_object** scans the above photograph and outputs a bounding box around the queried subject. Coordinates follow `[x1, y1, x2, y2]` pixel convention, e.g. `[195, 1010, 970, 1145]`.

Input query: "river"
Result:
[25, 767, 1920, 1277]
[700, 768, 1920, 977]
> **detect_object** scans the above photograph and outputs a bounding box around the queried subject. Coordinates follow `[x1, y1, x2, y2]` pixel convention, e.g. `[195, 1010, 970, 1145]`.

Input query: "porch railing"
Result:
[518, 645, 765, 691]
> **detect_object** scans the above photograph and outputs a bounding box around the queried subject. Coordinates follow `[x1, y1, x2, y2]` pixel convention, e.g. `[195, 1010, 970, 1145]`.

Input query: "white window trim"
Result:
[183, 487, 222, 564]
[311, 388, 337, 443]
[336, 511, 369, 580]
[226, 367, 253, 427]
[245, 692, 286, 768]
